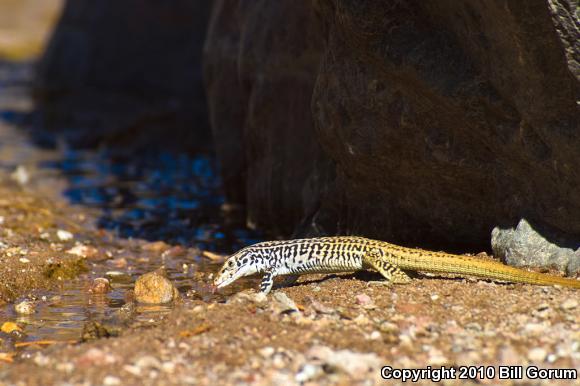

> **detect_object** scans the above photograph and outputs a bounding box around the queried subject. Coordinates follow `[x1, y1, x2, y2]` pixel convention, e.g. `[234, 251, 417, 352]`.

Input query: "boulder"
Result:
[203, 0, 328, 235]
[312, 0, 580, 250]
[208, 0, 580, 254]
[34, 0, 211, 150]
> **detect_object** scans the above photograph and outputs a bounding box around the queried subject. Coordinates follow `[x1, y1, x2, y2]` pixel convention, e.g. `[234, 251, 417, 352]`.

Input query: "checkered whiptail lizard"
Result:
[214, 236, 580, 294]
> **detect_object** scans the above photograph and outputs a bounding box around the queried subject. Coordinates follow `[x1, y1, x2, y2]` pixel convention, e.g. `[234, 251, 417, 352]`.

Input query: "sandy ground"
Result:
[0, 233, 578, 385]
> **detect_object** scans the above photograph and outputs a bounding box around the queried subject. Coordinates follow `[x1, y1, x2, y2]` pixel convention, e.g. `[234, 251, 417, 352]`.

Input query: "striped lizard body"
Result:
[213, 236, 580, 294]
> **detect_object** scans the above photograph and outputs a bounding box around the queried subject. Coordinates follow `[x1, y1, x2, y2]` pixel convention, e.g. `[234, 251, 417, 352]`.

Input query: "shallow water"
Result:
[0, 61, 261, 354]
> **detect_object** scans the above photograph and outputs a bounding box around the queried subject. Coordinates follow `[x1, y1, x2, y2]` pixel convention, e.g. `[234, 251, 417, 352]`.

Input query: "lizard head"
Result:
[214, 247, 261, 289]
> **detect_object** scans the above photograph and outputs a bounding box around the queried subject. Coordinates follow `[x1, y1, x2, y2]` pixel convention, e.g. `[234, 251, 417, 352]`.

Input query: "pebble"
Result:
[55, 362, 74, 373]
[465, 322, 482, 332]
[560, 299, 578, 310]
[105, 271, 133, 284]
[161, 246, 185, 258]
[1, 322, 21, 334]
[271, 292, 299, 313]
[18, 257, 30, 263]
[499, 345, 522, 366]
[123, 365, 142, 376]
[33, 353, 50, 367]
[141, 241, 169, 252]
[307, 345, 382, 377]
[524, 323, 546, 334]
[110, 257, 128, 268]
[56, 229, 74, 241]
[15, 300, 35, 315]
[427, 347, 448, 365]
[295, 364, 323, 383]
[308, 298, 335, 314]
[10, 165, 29, 185]
[378, 321, 399, 334]
[252, 292, 268, 304]
[355, 293, 372, 306]
[259, 346, 276, 358]
[134, 268, 180, 304]
[369, 331, 382, 340]
[76, 348, 117, 366]
[135, 355, 161, 370]
[161, 361, 176, 373]
[103, 375, 121, 386]
[527, 347, 547, 362]
[66, 244, 99, 259]
[88, 278, 112, 294]
[353, 314, 371, 325]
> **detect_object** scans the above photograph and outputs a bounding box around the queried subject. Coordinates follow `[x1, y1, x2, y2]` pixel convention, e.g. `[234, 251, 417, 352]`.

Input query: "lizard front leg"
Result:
[363, 248, 412, 284]
[259, 269, 277, 294]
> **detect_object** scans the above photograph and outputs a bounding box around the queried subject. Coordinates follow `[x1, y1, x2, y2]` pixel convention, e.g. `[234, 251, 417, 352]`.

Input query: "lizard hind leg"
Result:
[363, 249, 412, 285]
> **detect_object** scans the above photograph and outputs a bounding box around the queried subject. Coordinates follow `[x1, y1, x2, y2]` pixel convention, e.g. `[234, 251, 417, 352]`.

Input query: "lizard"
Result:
[213, 236, 580, 294]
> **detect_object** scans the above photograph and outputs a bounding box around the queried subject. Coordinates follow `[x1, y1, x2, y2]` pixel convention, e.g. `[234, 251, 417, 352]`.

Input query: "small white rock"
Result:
[15, 300, 35, 315]
[295, 364, 323, 383]
[369, 331, 382, 340]
[524, 323, 546, 334]
[258, 346, 275, 358]
[252, 292, 268, 303]
[123, 365, 142, 376]
[19, 257, 30, 263]
[560, 299, 578, 310]
[103, 375, 121, 386]
[57, 229, 74, 241]
[56, 362, 74, 373]
[427, 347, 449, 366]
[527, 347, 547, 362]
[135, 355, 161, 369]
[10, 165, 29, 185]
[33, 353, 50, 366]
[161, 361, 176, 373]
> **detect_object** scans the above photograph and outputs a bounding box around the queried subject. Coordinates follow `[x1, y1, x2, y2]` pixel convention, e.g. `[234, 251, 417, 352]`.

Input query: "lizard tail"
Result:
[396, 252, 580, 289]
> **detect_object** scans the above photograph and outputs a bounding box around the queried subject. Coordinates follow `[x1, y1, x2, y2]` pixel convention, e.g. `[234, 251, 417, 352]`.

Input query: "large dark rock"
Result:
[205, 0, 580, 252]
[34, 0, 211, 150]
[204, 0, 327, 235]
[312, 0, 580, 250]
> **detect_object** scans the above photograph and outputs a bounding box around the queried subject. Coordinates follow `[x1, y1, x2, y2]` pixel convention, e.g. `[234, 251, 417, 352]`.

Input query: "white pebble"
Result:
[57, 230, 74, 241]
[15, 300, 35, 315]
[161, 361, 176, 373]
[33, 353, 50, 366]
[560, 299, 578, 310]
[19, 257, 30, 263]
[103, 375, 121, 386]
[369, 331, 382, 340]
[295, 364, 323, 383]
[527, 347, 547, 362]
[258, 346, 275, 358]
[10, 165, 29, 185]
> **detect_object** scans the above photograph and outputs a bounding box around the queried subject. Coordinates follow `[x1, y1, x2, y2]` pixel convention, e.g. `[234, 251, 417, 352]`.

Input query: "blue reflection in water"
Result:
[39, 149, 261, 253]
